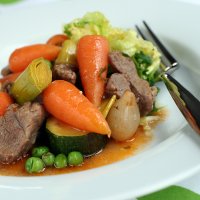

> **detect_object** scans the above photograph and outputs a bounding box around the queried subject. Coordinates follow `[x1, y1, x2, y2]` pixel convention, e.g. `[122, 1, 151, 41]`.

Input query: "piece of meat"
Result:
[52, 63, 76, 84]
[1, 81, 13, 94]
[109, 51, 154, 116]
[109, 52, 138, 75]
[0, 102, 45, 164]
[1, 66, 11, 77]
[105, 73, 131, 98]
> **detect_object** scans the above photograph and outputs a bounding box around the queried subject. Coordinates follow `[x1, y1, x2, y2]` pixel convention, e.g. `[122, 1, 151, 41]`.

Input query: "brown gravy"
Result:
[0, 109, 166, 176]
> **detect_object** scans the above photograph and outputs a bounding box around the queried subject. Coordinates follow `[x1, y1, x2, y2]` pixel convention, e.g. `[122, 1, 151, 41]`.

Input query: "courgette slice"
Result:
[46, 117, 107, 156]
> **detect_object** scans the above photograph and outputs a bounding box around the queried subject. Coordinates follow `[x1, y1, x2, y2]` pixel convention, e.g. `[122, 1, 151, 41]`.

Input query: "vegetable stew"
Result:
[0, 12, 165, 175]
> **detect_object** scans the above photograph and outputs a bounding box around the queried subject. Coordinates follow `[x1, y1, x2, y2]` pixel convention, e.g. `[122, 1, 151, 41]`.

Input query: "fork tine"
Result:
[135, 24, 173, 72]
[143, 21, 178, 67]
[135, 25, 146, 40]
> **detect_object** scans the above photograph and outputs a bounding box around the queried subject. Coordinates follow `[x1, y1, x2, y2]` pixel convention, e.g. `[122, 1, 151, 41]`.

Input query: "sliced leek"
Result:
[99, 95, 116, 118]
[55, 40, 77, 65]
[11, 58, 52, 104]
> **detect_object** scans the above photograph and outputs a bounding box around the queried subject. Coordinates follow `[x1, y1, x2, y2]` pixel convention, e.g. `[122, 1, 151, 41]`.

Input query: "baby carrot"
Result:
[77, 35, 109, 107]
[0, 92, 13, 116]
[47, 34, 68, 46]
[0, 72, 21, 83]
[9, 44, 60, 72]
[42, 80, 111, 135]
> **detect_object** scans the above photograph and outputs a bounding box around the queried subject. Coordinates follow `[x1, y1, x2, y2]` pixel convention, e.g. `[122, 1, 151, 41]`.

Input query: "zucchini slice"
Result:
[46, 117, 108, 156]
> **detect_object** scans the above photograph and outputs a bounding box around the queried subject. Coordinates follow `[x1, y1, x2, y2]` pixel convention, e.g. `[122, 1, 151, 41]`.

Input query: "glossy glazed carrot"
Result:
[0, 72, 21, 83]
[9, 44, 60, 72]
[47, 34, 68, 46]
[42, 80, 111, 135]
[77, 35, 109, 107]
[0, 92, 13, 116]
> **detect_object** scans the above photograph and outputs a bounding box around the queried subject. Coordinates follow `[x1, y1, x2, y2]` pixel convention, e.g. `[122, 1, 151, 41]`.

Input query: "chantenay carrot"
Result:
[77, 35, 109, 107]
[9, 44, 60, 72]
[0, 72, 21, 83]
[42, 80, 111, 136]
[47, 34, 68, 46]
[0, 92, 13, 116]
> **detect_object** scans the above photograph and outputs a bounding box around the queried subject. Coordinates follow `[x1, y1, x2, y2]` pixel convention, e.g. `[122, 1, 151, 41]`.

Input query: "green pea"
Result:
[68, 151, 84, 166]
[25, 157, 45, 173]
[42, 152, 55, 167]
[32, 146, 49, 158]
[54, 154, 67, 168]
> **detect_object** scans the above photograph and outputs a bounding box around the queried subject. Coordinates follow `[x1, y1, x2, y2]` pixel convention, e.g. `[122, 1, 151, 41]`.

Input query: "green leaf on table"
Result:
[138, 186, 200, 200]
[0, 0, 22, 4]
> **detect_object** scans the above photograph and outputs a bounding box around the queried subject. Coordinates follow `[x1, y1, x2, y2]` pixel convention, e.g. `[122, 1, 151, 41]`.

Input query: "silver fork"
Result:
[136, 21, 200, 134]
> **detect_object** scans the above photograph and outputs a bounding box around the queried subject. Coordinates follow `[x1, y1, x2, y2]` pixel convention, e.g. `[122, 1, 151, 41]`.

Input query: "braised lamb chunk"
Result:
[105, 73, 131, 98]
[0, 81, 13, 94]
[52, 63, 77, 84]
[108, 51, 154, 116]
[0, 102, 45, 164]
[109, 52, 138, 75]
[1, 66, 11, 77]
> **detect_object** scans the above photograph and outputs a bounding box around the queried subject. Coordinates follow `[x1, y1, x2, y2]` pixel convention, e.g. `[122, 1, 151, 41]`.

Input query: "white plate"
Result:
[0, 0, 200, 199]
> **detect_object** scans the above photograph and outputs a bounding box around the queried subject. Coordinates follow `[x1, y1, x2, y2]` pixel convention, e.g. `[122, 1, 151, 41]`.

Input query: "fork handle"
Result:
[162, 73, 200, 134]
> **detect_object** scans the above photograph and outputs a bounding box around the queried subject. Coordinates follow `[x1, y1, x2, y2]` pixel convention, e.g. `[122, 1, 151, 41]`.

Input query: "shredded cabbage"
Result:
[64, 11, 161, 85]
